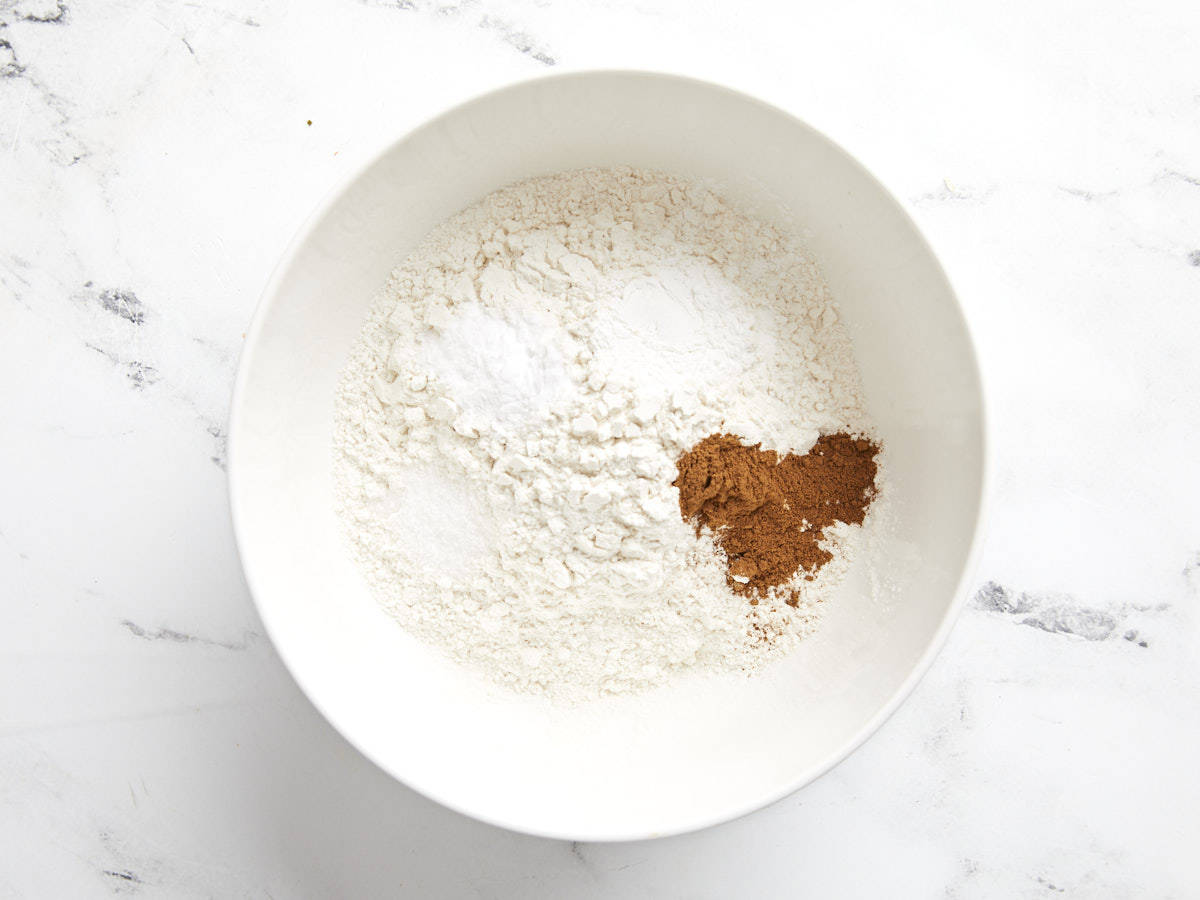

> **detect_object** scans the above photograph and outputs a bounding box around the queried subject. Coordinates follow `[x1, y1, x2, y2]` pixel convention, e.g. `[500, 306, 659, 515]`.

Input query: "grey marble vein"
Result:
[64, 276, 239, 466]
[1184, 551, 1200, 583]
[92, 288, 146, 326]
[83, 343, 160, 391]
[1158, 168, 1200, 189]
[1058, 185, 1118, 202]
[101, 868, 142, 885]
[0, 48, 88, 166]
[0, 34, 23, 78]
[121, 620, 259, 652]
[478, 13, 555, 65]
[13, 0, 68, 26]
[912, 179, 992, 207]
[363, 0, 557, 66]
[972, 581, 1163, 645]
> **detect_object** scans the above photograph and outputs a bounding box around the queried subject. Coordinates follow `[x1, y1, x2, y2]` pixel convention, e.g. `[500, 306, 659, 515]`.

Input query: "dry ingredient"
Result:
[674, 432, 880, 602]
[333, 166, 881, 699]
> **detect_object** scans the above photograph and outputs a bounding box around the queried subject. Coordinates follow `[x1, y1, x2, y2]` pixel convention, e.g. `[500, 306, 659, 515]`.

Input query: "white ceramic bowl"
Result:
[229, 71, 987, 841]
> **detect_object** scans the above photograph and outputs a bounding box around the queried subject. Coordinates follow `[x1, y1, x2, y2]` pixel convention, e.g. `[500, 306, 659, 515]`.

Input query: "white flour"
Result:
[334, 167, 875, 699]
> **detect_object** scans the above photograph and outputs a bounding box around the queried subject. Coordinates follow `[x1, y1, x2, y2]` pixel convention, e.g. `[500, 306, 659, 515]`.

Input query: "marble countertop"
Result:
[2, 0, 1198, 896]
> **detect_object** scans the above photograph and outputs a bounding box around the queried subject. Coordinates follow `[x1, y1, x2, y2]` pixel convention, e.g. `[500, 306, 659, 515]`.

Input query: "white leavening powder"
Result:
[334, 167, 875, 699]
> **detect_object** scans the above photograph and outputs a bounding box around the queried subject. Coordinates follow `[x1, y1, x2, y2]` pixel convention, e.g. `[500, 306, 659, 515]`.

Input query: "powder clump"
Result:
[673, 433, 880, 600]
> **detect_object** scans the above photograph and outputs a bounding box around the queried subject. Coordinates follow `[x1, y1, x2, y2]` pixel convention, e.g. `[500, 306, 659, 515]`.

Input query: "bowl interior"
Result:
[230, 72, 985, 840]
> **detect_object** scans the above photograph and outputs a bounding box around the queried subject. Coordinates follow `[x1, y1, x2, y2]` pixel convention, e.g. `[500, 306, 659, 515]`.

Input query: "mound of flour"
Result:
[334, 167, 874, 699]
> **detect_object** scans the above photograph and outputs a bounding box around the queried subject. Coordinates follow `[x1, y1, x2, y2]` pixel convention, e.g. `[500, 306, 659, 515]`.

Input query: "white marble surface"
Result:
[2, 0, 1199, 895]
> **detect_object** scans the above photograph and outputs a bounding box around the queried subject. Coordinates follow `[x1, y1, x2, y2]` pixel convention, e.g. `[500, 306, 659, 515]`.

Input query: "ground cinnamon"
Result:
[672, 432, 880, 603]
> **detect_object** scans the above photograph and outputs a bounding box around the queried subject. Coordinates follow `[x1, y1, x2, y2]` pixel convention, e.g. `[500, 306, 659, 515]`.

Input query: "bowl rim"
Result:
[227, 67, 992, 843]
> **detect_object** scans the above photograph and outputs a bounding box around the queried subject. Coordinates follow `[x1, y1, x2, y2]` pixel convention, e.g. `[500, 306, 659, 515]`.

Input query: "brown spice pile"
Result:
[672, 432, 880, 604]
